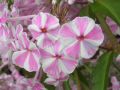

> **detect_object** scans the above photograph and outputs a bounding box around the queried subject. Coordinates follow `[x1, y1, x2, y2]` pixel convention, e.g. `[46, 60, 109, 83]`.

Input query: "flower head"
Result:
[28, 12, 60, 48]
[12, 30, 41, 72]
[41, 41, 78, 78]
[59, 17, 104, 59]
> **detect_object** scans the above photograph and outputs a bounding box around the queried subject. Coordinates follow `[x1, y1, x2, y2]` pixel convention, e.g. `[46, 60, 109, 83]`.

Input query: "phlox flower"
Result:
[28, 12, 60, 48]
[12, 30, 41, 72]
[40, 41, 78, 78]
[59, 17, 104, 59]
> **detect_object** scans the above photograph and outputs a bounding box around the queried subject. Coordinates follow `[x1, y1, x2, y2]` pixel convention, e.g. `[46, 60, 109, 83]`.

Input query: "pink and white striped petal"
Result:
[12, 49, 40, 72]
[85, 24, 104, 46]
[59, 57, 78, 74]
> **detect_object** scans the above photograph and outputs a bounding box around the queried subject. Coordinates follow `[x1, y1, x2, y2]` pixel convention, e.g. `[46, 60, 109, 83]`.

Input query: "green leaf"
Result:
[91, 0, 120, 25]
[92, 52, 115, 90]
[76, 68, 89, 87]
[79, 5, 95, 19]
[63, 80, 71, 90]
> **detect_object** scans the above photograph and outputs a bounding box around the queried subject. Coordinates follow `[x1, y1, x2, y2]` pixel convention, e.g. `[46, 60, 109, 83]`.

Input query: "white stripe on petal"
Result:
[44, 46, 55, 56]
[69, 21, 80, 36]
[40, 12, 47, 28]
[23, 52, 30, 71]
[80, 41, 98, 59]
[28, 24, 40, 32]
[84, 18, 95, 36]
[80, 41, 88, 58]
[29, 42, 37, 50]
[84, 39, 103, 46]
[42, 58, 55, 70]
[47, 33, 58, 41]
[47, 23, 59, 31]
[37, 34, 44, 47]
[32, 52, 40, 65]
[60, 37, 77, 51]
[58, 60, 69, 74]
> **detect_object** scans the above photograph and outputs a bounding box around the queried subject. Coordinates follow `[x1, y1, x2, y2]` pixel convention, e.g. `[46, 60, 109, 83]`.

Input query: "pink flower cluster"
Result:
[0, 0, 104, 89]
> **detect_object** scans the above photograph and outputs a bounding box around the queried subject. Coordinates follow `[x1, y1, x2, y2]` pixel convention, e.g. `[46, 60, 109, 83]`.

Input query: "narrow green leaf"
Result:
[92, 52, 115, 90]
[63, 80, 71, 90]
[91, 0, 120, 25]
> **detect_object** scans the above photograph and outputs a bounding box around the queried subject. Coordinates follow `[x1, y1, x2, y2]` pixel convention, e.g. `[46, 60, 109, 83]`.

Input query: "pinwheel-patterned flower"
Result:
[40, 41, 78, 78]
[12, 32, 41, 72]
[59, 17, 104, 59]
[28, 12, 60, 48]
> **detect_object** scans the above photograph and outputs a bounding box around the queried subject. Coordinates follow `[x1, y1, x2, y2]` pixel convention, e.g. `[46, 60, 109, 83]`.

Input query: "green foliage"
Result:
[91, 0, 120, 25]
[92, 52, 115, 90]
[63, 80, 71, 90]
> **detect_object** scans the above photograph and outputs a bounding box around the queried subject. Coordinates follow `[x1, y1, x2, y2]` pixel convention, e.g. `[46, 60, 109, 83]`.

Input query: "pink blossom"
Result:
[40, 41, 78, 78]
[28, 12, 60, 48]
[111, 76, 120, 90]
[106, 17, 120, 35]
[59, 17, 104, 59]
[12, 31, 41, 72]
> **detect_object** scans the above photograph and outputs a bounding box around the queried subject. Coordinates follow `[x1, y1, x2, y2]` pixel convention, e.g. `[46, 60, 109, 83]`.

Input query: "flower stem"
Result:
[34, 68, 42, 82]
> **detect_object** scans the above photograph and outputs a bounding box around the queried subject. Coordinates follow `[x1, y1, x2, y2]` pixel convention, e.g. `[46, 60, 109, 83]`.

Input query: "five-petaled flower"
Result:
[40, 41, 78, 78]
[28, 12, 60, 48]
[12, 31, 41, 72]
[59, 17, 104, 59]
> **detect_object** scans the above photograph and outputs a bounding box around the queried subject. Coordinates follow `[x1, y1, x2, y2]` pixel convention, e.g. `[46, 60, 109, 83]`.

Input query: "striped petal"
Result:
[12, 49, 40, 72]
[59, 57, 78, 74]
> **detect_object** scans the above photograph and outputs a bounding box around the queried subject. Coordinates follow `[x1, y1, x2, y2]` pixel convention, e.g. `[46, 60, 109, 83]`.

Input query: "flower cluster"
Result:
[0, 0, 106, 89]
